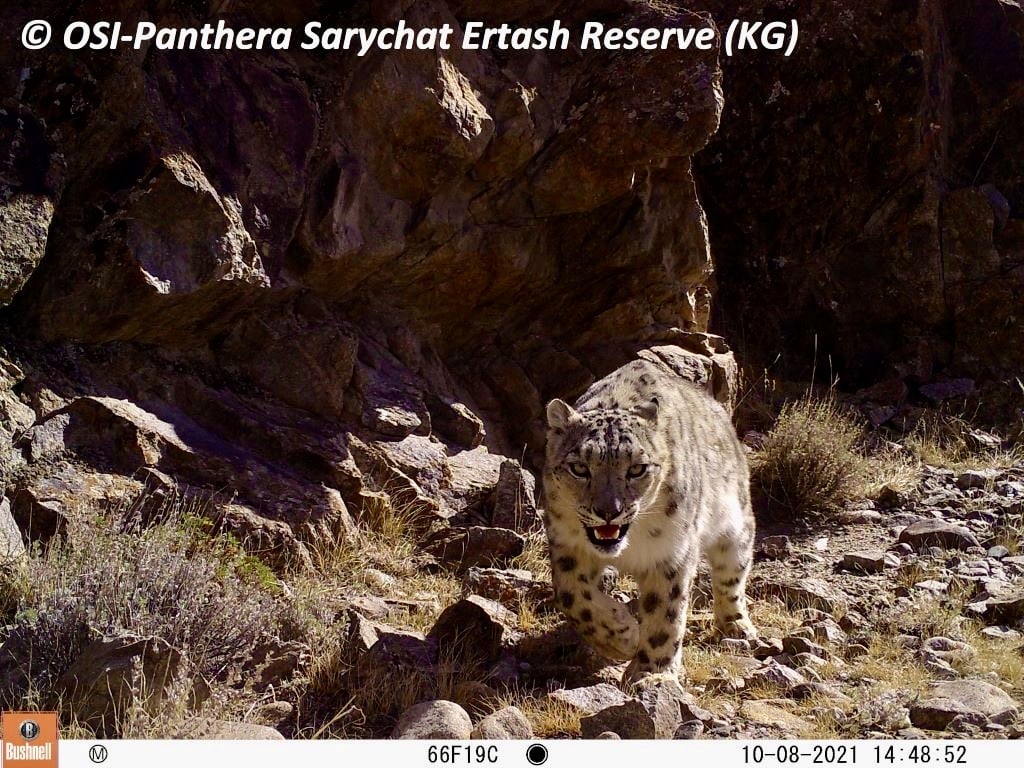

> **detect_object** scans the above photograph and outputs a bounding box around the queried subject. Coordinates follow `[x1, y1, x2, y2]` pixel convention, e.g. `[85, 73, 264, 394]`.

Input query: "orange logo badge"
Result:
[2, 712, 58, 768]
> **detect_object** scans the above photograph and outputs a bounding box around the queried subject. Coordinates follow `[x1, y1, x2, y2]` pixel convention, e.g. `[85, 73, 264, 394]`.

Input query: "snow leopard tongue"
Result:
[594, 525, 621, 540]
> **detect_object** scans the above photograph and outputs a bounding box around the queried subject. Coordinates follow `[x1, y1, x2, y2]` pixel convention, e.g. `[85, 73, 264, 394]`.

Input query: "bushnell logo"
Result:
[18, 720, 40, 741]
[2, 711, 58, 767]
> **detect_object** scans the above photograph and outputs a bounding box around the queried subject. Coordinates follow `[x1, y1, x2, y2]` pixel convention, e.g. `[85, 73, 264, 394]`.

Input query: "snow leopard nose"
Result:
[594, 497, 624, 523]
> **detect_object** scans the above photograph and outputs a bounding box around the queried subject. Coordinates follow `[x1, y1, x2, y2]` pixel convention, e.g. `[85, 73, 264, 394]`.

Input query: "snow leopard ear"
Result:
[546, 399, 579, 431]
[633, 396, 659, 423]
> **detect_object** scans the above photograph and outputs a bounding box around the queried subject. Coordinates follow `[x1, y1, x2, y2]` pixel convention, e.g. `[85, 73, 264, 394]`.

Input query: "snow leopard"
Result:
[543, 356, 757, 683]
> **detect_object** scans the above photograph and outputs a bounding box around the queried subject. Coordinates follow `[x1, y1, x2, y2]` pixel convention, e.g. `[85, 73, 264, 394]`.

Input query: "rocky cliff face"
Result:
[697, 0, 1024, 398]
[1, 0, 730, 564]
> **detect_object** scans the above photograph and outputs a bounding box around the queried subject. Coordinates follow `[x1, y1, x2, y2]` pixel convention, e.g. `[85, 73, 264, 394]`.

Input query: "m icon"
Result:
[89, 744, 109, 763]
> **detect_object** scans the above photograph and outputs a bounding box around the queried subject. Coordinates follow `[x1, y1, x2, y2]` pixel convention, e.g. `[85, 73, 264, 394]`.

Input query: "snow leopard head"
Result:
[543, 398, 664, 555]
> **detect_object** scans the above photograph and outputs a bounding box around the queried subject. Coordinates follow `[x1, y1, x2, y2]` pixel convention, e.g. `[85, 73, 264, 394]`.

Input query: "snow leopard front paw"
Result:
[621, 665, 681, 689]
[716, 615, 758, 641]
[586, 601, 639, 662]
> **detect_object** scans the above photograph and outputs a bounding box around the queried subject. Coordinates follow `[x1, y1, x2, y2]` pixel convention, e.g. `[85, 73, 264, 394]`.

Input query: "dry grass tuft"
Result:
[989, 504, 1024, 555]
[957, 624, 1024, 691]
[289, 494, 480, 737]
[859, 450, 922, 500]
[493, 688, 583, 738]
[752, 394, 868, 520]
[846, 637, 931, 693]
[905, 412, 1022, 471]
[298, 494, 461, 635]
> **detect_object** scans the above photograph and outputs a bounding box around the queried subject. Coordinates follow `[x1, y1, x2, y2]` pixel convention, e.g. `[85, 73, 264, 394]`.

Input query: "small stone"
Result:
[740, 701, 813, 735]
[428, 397, 485, 449]
[976, 591, 1024, 623]
[988, 545, 1011, 560]
[746, 660, 806, 692]
[491, 460, 540, 532]
[428, 595, 519, 662]
[876, 482, 909, 506]
[348, 595, 390, 620]
[471, 706, 533, 739]
[549, 683, 630, 715]
[752, 637, 784, 659]
[922, 657, 959, 680]
[364, 568, 398, 590]
[920, 379, 975, 403]
[596, 731, 620, 739]
[424, 526, 525, 572]
[704, 676, 744, 694]
[196, 721, 284, 739]
[896, 727, 928, 739]
[392, 700, 473, 739]
[0, 497, 26, 560]
[842, 550, 886, 574]
[356, 629, 436, 680]
[678, 697, 715, 724]
[365, 406, 423, 438]
[997, 481, 1024, 498]
[956, 469, 998, 490]
[810, 619, 848, 645]
[839, 610, 868, 632]
[462, 567, 551, 608]
[759, 535, 791, 559]
[793, 653, 827, 670]
[673, 720, 704, 739]
[836, 508, 884, 524]
[898, 520, 980, 551]
[980, 626, 1023, 642]
[580, 700, 655, 739]
[783, 636, 827, 658]
[721, 638, 750, 652]
[914, 579, 948, 594]
[632, 676, 709, 738]
[57, 634, 194, 736]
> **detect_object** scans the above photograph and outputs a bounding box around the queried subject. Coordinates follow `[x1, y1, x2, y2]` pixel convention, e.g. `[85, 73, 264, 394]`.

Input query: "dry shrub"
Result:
[0, 490, 287, 728]
[753, 394, 867, 520]
[905, 411, 1021, 470]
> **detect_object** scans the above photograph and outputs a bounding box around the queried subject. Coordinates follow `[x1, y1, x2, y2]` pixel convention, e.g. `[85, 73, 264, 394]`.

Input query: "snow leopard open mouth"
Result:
[585, 524, 630, 549]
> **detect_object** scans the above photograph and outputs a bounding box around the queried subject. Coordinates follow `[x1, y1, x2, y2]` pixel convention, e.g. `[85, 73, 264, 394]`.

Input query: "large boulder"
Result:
[909, 680, 1019, 730]
[56, 634, 206, 737]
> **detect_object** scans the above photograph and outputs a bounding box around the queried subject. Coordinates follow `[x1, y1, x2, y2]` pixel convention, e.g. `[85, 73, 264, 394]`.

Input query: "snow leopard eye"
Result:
[566, 461, 590, 479]
[626, 464, 648, 479]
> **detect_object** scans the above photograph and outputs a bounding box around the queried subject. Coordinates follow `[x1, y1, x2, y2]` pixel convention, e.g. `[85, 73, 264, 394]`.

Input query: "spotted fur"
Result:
[543, 357, 757, 684]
